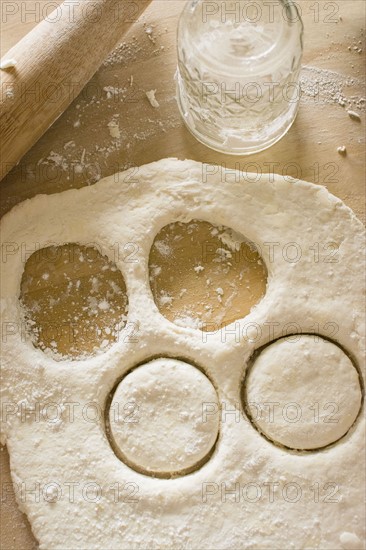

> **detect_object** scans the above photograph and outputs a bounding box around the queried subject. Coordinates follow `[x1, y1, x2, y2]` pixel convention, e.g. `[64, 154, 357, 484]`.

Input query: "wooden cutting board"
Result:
[1, 1, 365, 548]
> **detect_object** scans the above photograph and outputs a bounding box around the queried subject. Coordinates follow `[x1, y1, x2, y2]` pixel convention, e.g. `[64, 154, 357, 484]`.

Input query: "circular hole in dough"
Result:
[149, 220, 267, 330]
[20, 244, 128, 359]
[107, 358, 220, 478]
[243, 335, 363, 451]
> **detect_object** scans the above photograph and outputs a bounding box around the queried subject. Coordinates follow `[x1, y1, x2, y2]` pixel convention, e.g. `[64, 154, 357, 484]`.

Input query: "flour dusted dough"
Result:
[109, 358, 219, 476]
[0, 159, 365, 550]
[245, 335, 362, 450]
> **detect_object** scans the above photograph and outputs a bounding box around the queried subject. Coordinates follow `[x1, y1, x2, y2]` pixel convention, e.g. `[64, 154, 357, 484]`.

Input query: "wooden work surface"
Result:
[1, 1, 365, 548]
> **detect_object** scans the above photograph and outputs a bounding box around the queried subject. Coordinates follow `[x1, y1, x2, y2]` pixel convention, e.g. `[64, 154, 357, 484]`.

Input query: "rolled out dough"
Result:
[0, 159, 365, 549]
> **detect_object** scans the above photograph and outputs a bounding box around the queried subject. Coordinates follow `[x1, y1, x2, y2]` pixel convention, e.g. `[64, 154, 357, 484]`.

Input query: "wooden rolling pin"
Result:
[0, 0, 152, 181]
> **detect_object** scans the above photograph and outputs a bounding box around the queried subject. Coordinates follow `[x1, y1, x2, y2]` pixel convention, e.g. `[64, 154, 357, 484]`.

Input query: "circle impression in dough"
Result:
[244, 335, 362, 450]
[108, 358, 220, 477]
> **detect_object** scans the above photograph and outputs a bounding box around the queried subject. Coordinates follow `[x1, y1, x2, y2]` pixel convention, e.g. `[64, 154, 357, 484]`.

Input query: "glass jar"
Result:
[176, 0, 304, 155]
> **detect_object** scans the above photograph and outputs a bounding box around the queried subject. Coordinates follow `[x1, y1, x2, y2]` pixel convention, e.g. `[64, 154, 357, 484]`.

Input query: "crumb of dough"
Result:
[0, 58, 17, 69]
[107, 120, 121, 139]
[146, 90, 160, 108]
[347, 110, 361, 121]
[339, 531, 362, 550]
[145, 25, 156, 44]
[337, 146, 347, 156]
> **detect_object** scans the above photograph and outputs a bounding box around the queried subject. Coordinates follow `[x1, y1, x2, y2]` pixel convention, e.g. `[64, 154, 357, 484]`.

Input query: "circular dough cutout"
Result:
[20, 244, 128, 359]
[244, 335, 362, 450]
[149, 220, 267, 330]
[108, 358, 220, 477]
